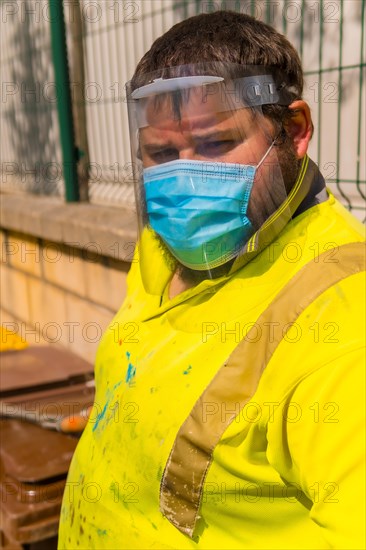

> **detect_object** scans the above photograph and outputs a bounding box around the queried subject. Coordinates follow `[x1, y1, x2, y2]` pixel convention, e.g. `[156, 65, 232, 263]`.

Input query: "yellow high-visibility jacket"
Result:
[59, 158, 365, 549]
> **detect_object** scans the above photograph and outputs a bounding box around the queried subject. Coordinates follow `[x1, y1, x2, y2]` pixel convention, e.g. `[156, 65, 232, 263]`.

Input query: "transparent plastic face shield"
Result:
[126, 64, 293, 292]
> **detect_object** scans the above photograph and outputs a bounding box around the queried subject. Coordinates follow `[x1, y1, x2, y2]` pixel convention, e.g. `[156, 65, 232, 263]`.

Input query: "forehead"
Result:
[139, 87, 254, 136]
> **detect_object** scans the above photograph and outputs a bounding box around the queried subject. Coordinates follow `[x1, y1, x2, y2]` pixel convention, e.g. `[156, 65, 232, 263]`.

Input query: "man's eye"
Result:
[197, 140, 239, 157]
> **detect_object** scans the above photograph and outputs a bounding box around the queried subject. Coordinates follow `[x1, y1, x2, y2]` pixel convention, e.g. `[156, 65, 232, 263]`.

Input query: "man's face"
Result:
[137, 86, 297, 280]
[139, 87, 294, 225]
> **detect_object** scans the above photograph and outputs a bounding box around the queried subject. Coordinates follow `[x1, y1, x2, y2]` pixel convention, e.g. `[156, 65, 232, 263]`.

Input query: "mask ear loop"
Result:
[256, 130, 282, 169]
[255, 130, 283, 170]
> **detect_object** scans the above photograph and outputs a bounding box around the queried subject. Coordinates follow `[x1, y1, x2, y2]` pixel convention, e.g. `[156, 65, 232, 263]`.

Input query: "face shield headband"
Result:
[126, 64, 293, 287]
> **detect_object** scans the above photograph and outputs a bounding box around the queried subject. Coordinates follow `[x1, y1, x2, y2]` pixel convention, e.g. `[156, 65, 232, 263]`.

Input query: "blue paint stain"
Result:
[92, 401, 109, 432]
[97, 528, 107, 536]
[183, 365, 192, 375]
[125, 351, 136, 385]
[91, 380, 123, 433]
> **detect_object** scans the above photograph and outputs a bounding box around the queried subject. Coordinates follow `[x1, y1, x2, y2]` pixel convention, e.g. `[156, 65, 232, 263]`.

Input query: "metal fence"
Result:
[1, 0, 63, 196]
[1, 0, 365, 219]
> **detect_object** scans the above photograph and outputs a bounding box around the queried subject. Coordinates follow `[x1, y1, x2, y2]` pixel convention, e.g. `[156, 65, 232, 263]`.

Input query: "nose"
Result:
[179, 147, 197, 161]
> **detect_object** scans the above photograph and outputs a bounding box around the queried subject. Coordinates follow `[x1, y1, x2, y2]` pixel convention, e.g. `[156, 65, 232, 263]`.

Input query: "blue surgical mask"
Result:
[143, 144, 275, 270]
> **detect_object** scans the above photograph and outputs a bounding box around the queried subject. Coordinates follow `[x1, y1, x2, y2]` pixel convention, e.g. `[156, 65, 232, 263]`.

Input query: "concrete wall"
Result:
[0, 194, 137, 364]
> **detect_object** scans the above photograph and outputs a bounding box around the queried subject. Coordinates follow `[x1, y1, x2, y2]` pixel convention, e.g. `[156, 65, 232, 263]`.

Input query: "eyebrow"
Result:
[140, 130, 241, 153]
[193, 129, 240, 142]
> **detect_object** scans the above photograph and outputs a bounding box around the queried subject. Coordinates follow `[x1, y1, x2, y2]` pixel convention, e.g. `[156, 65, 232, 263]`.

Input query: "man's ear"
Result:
[284, 100, 313, 159]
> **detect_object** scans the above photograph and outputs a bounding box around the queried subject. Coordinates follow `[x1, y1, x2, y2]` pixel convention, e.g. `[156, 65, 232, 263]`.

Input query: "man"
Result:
[59, 11, 365, 549]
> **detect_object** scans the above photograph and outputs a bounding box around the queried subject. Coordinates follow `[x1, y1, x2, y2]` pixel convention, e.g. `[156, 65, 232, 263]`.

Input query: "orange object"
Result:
[59, 405, 93, 433]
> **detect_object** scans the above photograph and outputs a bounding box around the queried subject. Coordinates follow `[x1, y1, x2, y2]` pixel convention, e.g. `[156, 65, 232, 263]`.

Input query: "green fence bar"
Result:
[317, 0, 324, 170]
[49, 0, 79, 202]
[335, 0, 350, 208]
[356, 0, 365, 200]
